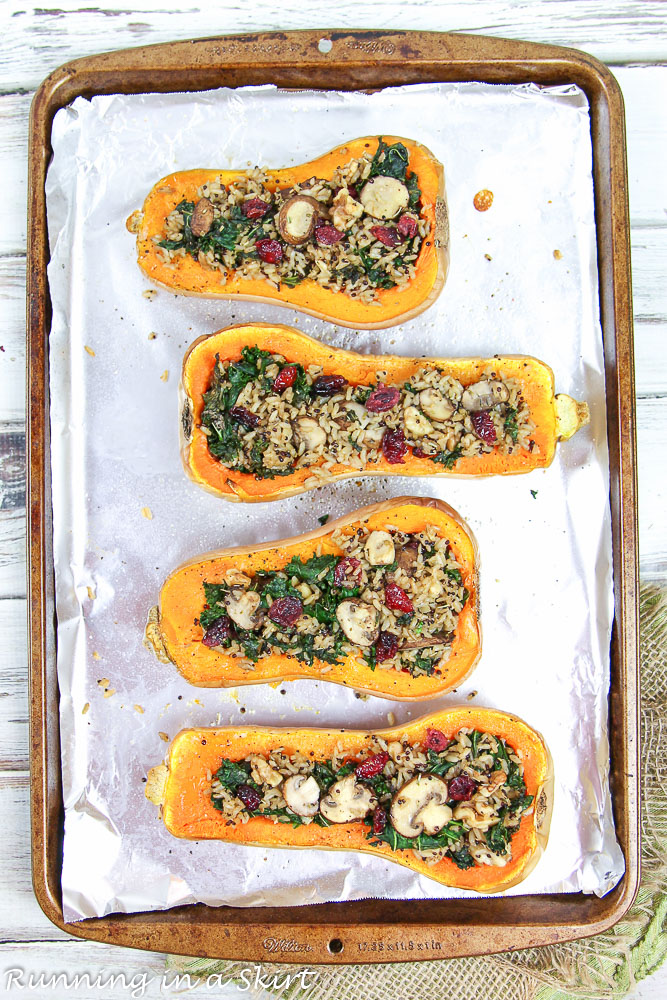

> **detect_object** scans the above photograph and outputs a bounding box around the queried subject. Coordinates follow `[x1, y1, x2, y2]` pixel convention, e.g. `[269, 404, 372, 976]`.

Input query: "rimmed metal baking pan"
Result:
[27, 29, 638, 964]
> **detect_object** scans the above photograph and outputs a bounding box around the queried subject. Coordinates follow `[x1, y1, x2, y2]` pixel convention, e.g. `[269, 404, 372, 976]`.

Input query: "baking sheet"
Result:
[45, 82, 624, 923]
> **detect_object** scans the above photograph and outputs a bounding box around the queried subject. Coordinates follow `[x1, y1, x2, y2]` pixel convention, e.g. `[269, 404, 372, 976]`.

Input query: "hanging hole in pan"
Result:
[318, 38, 333, 54]
[328, 937, 344, 954]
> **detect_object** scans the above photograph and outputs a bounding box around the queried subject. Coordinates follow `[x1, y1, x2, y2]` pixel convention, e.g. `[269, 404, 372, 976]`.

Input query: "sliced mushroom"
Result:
[278, 194, 320, 245]
[404, 405, 434, 438]
[336, 599, 379, 647]
[390, 774, 453, 838]
[331, 187, 364, 230]
[400, 630, 453, 650]
[319, 773, 376, 823]
[461, 380, 510, 412]
[396, 540, 419, 573]
[360, 176, 409, 219]
[191, 197, 215, 237]
[283, 774, 321, 817]
[223, 568, 252, 588]
[224, 587, 264, 631]
[361, 423, 385, 448]
[248, 754, 283, 788]
[336, 400, 367, 430]
[364, 530, 395, 566]
[419, 388, 455, 422]
[293, 416, 327, 452]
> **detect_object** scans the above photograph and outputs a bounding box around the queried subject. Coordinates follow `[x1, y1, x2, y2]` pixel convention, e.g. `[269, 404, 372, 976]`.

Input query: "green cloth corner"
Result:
[167, 584, 667, 999]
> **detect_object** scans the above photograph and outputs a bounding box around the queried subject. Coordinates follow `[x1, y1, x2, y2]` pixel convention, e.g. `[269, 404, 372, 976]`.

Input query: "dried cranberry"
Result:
[366, 383, 400, 413]
[448, 775, 478, 801]
[397, 213, 419, 240]
[412, 447, 427, 458]
[426, 728, 448, 752]
[381, 428, 409, 465]
[372, 806, 388, 835]
[243, 197, 270, 220]
[375, 631, 399, 662]
[471, 410, 497, 444]
[229, 405, 260, 428]
[384, 581, 414, 614]
[315, 223, 344, 246]
[334, 556, 362, 588]
[273, 365, 298, 393]
[268, 596, 303, 627]
[236, 783, 262, 811]
[355, 751, 389, 779]
[202, 615, 235, 647]
[313, 374, 347, 396]
[370, 225, 400, 248]
[255, 238, 283, 264]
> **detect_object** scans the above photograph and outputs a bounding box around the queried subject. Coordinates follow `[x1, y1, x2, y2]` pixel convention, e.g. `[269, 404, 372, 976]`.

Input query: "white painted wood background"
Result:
[0, 2, 665, 997]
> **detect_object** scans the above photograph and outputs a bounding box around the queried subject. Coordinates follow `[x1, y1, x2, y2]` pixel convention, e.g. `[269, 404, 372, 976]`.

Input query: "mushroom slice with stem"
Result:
[283, 774, 321, 817]
[395, 539, 419, 573]
[277, 194, 320, 245]
[461, 380, 510, 413]
[364, 529, 395, 566]
[401, 630, 453, 650]
[293, 416, 326, 452]
[419, 388, 455, 422]
[224, 587, 264, 631]
[336, 600, 379, 647]
[319, 773, 376, 823]
[360, 176, 410, 219]
[390, 774, 453, 838]
[190, 197, 215, 237]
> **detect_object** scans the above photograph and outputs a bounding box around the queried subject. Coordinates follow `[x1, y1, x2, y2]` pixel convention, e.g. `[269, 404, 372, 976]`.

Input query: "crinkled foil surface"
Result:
[45, 83, 624, 922]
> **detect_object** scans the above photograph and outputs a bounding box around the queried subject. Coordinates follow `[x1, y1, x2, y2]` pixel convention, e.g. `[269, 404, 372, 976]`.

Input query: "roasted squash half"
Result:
[146, 707, 553, 894]
[180, 323, 589, 503]
[127, 136, 447, 329]
[145, 497, 480, 700]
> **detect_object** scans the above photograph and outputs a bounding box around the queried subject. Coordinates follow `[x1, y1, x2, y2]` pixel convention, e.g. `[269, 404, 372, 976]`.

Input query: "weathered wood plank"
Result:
[636, 395, 667, 580]
[614, 67, 667, 228]
[3, 0, 667, 96]
[0, 599, 27, 769]
[0, 509, 26, 600]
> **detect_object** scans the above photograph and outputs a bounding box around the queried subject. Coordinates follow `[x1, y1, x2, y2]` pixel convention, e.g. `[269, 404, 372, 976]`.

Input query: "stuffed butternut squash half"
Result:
[145, 708, 553, 893]
[180, 323, 589, 503]
[127, 136, 447, 328]
[145, 498, 480, 700]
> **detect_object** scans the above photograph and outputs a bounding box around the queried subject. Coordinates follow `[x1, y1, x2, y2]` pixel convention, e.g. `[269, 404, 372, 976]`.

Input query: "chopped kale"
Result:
[368, 819, 465, 852]
[425, 749, 457, 777]
[504, 406, 519, 443]
[485, 811, 511, 855]
[367, 137, 422, 209]
[430, 446, 463, 469]
[213, 758, 252, 792]
[449, 847, 476, 870]
[318, 514, 330, 526]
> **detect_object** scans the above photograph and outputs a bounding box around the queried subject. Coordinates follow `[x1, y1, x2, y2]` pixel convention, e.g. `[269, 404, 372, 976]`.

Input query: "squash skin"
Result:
[180, 323, 583, 504]
[149, 497, 481, 700]
[128, 136, 448, 329]
[147, 707, 553, 894]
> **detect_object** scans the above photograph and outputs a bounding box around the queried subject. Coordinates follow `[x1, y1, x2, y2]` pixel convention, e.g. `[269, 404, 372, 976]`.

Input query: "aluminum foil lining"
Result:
[45, 82, 624, 922]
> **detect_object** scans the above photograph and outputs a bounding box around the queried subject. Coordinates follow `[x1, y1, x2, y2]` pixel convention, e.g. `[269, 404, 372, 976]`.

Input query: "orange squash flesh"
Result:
[147, 708, 553, 894]
[129, 136, 447, 329]
[150, 498, 480, 700]
[180, 323, 582, 504]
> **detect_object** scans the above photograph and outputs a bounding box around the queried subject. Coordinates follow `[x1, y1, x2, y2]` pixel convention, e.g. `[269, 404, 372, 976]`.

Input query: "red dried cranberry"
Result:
[366, 383, 400, 413]
[448, 775, 478, 801]
[372, 806, 388, 835]
[471, 410, 497, 444]
[334, 556, 362, 588]
[272, 365, 298, 393]
[381, 428, 409, 464]
[312, 374, 347, 396]
[397, 213, 419, 239]
[426, 728, 448, 752]
[412, 447, 427, 458]
[202, 615, 235, 647]
[268, 595, 303, 627]
[384, 581, 414, 614]
[255, 238, 283, 263]
[375, 631, 399, 662]
[243, 197, 270, 220]
[370, 225, 400, 248]
[355, 751, 389, 779]
[229, 405, 260, 428]
[315, 223, 344, 246]
[236, 783, 262, 811]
